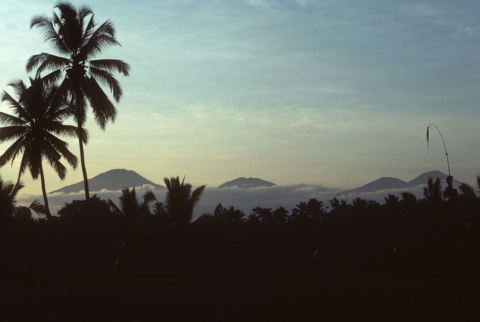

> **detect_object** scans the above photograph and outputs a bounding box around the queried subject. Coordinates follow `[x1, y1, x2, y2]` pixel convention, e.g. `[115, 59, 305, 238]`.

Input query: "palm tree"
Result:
[108, 186, 156, 231]
[164, 176, 206, 226]
[108, 186, 155, 273]
[0, 175, 23, 219]
[0, 78, 81, 218]
[0, 176, 45, 220]
[423, 177, 443, 205]
[27, 2, 130, 200]
[458, 176, 480, 206]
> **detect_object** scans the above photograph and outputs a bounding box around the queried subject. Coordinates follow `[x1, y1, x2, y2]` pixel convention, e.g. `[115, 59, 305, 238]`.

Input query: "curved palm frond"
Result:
[26, 53, 68, 74]
[458, 182, 476, 205]
[31, 14, 69, 55]
[1, 91, 29, 120]
[0, 138, 24, 166]
[89, 67, 122, 101]
[35, 55, 70, 78]
[44, 132, 78, 169]
[90, 59, 130, 76]
[79, 19, 120, 60]
[84, 76, 117, 129]
[0, 113, 25, 126]
[0, 126, 27, 143]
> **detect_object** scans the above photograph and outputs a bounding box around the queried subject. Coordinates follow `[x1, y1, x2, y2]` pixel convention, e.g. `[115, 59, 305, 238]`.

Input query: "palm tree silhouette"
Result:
[27, 2, 130, 200]
[423, 177, 443, 205]
[0, 176, 45, 220]
[108, 186, 155, 273]
[458, 176, 480, 206]
[0, 78, 81, 218]
[164, 176, 206, 226]
[108, 186, 156, 230]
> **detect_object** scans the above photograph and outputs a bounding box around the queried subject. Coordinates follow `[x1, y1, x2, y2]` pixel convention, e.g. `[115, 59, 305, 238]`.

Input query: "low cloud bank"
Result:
[18, 183, 440, 220]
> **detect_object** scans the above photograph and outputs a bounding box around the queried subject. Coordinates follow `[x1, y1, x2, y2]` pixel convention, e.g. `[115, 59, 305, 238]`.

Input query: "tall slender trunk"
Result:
[78, 131, 90, 200]
[39, 165, 52, 219]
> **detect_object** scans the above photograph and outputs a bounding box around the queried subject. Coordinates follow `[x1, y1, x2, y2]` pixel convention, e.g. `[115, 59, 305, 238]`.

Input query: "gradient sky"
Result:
[0, 0, 479, 201]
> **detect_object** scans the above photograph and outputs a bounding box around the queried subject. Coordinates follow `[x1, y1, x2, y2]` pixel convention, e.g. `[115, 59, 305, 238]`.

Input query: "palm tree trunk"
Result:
[78, 132, 90, 200]
[39, 165, 52, 219]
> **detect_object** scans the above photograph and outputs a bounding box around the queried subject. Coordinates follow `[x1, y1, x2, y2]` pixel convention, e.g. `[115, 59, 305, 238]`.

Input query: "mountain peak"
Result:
[408, 170, 459, 187]
[338, 170, 459, 196]
[218, 177, 276, 189]
[50, 169, 165, 194]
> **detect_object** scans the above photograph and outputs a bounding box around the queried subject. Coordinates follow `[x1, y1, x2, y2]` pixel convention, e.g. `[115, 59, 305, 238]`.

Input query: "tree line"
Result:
[0, 175, 478, 275]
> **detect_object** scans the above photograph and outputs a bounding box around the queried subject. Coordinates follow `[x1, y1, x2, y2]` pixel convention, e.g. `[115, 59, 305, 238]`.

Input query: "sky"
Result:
[0, 0, 479, 213]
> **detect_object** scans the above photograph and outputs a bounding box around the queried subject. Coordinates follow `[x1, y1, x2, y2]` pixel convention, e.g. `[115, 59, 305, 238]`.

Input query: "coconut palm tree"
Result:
[0, 78, 82, 218]
[0, 176, 45, 220]
[423, 177, 443, 205]
[27, 2, 130, 200]
[164, 176, 206, 226]
[458, 176, 480, 207]
[108, 186, 156, 230]
[0, 175, 23, 219]
[108, 186, 155, 273]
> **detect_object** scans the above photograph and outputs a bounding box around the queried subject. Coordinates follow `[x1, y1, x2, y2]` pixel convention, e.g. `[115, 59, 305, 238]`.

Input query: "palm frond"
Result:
[0, 137, 24, 166]
[79, 20, 120, 60]
[84, 77, 117, 129]
[31, 13, 70, 55]
[48, 157, 67, 181]
[0, 113, 25, 126]
[26, 53, 68, 74]
[16, 153, 29, 183]
[35, 55, 69, 78]
[108, 198, 123, 216]
[459, 183, 476, 203]
[28, 199, 47, 216]
[43, 132, 78, 169]
[190, 185, 206, 208]
[42, 69, 65, 88]
[6, 79, 27, 97]
[90, 59, 130, 76]
[77, 5, 93, 25]
[1, 91, 29, 120]
[0, 126, 27, 143]
[89, 67, 122, 101]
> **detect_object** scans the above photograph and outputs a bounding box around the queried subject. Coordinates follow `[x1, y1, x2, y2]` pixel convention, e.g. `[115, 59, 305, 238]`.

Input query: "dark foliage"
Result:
[1, 176, 479, 276]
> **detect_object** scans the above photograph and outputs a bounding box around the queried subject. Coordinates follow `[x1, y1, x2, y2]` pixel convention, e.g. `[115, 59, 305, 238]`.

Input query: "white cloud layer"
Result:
[17, 183, 444, 221]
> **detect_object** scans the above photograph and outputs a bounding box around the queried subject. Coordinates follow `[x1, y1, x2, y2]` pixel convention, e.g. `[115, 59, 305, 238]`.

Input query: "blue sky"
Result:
[0, 0, 479, 205]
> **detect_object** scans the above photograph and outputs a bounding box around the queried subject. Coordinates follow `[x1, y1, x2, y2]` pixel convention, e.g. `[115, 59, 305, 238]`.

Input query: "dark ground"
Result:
[1, 267, 479, 321]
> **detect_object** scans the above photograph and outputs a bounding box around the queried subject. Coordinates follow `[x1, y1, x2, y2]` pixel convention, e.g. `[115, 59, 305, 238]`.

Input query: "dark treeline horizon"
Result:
[1, 175, 479, 276]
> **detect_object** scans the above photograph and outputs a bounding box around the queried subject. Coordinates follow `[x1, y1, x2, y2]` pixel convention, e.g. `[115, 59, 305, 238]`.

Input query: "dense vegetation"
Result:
[0, 176, 478, 275]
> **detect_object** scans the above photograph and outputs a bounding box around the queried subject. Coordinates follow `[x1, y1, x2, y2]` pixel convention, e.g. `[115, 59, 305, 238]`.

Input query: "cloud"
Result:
[18, 181, 466, 221]
[335, 186, 426, 203]
[19, 184, 340, 219]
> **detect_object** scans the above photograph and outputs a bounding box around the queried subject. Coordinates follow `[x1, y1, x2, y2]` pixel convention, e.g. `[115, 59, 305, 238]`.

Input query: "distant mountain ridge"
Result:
[339, 170, 460, 195]
[218, 177, 276, 188]
[50, 169, 166, 194]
